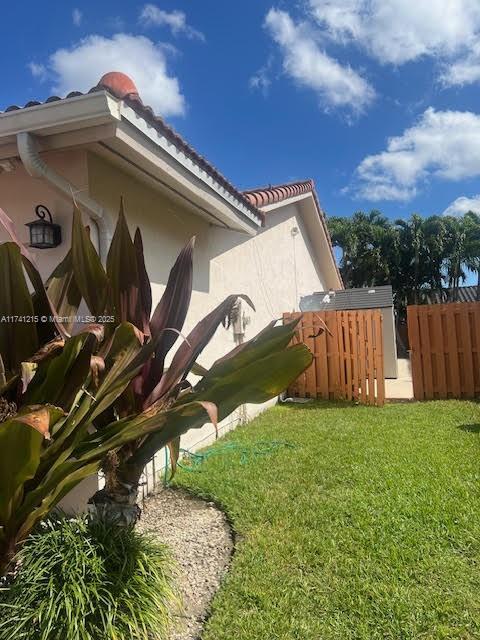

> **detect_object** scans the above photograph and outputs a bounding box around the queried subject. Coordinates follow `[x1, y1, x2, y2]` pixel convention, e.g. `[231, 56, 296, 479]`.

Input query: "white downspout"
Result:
[16, 131, 112, 261]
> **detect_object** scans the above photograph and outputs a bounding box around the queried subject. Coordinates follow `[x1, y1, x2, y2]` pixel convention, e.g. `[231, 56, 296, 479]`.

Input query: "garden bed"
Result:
[138, 488, 233, 640]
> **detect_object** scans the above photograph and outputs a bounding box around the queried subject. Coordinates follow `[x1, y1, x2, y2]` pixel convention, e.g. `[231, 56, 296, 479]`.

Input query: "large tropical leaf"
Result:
[145, 294, 254, 406]
[45, 248, 82, 332]
[106, 200, 142, 329]
[144, 237, 195, 397]
[91, 342, 312, 469]
[23, 332, 98, 410]
[0, 405, 64, 527]
[21, 254, 68, 342]
[0, 206, 34, 260]
[0, 243, 38, 375]
[71, 205, 109, 317]
[134, 228, 152, 335]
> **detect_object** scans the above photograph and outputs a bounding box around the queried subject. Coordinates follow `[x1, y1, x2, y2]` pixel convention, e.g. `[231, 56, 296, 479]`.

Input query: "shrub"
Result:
[0, 516, 177, 640]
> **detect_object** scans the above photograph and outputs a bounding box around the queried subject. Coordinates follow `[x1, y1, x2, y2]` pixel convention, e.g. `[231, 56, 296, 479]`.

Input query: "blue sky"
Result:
[2, 0, 480, 226]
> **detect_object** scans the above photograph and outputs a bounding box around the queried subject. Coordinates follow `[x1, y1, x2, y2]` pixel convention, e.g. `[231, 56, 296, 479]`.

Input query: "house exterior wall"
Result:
[87, 152, 328, 453]
[0, 148, 333, 510]
[0, 149, 99, 273]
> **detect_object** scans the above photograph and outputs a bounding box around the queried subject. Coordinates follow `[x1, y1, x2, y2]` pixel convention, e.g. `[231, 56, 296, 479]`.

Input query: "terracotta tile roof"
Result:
[2, 72, 263, 225]
[243, 179, 315, 208]
[244, 179, 343, 285]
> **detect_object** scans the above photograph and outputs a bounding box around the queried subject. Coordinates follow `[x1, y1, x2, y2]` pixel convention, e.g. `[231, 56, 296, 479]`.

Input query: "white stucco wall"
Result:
[86, 153, 327, 450]
[0, 148, 331, 510]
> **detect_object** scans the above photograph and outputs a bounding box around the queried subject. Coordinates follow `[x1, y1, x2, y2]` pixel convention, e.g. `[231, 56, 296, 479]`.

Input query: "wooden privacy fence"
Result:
[283, 310, 385, 406]
[407, 303, 480, 400]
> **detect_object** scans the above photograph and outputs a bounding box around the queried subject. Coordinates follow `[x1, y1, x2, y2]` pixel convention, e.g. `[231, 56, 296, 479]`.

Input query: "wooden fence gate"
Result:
[283, 310, 385, 406]
[407, 303, 480, 400]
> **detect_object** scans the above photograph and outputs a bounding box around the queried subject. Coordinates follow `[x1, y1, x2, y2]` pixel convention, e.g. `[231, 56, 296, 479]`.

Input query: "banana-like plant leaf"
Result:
[106, 199, 143, 329]
[0, 206, 34, 261]
[134, 228, 152, 335]
[23, 333, 97, 410]
[145, 294, 254, 407]
[22, 254, 68, 341]
[196, 318, 301, 390]
[0, 405, 64, 527]
[80, 342, 311, 468]
[131, 343, 312, 469]
[45, 248, 82, 332]
[87, 322, 146, 421]
[145, 237, 195, 397]
[0, 243, 38, 375]
[167, 436, 181, 478]
[71, 205, 109, 316]
[15, 460, 100, 543]
[0, 420, 43, 528]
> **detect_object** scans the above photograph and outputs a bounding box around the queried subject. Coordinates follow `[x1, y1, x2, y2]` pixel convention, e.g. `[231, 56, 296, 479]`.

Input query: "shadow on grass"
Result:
[458, 423, 480, 434]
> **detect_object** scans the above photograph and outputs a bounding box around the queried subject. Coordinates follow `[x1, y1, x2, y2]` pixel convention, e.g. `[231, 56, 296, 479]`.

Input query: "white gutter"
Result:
[16, 131, 112, 261]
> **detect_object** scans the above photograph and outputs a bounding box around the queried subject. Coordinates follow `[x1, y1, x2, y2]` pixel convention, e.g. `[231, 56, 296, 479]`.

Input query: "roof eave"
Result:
[0, 90, 262, 234]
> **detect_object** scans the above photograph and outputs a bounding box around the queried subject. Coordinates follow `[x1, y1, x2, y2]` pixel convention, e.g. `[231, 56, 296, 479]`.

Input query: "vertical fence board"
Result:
[374, 312, 385, 406]
[285, 310, 385, 406]
[408, 302, 480, 400]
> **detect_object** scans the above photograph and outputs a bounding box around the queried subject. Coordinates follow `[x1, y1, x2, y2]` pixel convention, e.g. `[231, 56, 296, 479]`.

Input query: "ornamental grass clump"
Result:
[0, 516, 177, 640]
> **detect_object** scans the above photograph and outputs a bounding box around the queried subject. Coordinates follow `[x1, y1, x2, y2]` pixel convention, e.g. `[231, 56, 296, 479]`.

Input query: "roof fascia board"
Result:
[119, 103, 262, 230]
[259, 192, 311, 212]
[298, 195, 343, 289]
[0, 92, 120, 140]
[112, 117, 259, 234]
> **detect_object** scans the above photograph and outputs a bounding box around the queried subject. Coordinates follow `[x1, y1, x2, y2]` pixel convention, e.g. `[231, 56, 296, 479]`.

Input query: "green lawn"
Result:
[175, 401, 480, 640]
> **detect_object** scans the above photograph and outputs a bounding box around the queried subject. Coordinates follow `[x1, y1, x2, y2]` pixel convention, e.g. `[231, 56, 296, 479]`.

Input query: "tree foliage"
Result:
[328, 210, 480, 317]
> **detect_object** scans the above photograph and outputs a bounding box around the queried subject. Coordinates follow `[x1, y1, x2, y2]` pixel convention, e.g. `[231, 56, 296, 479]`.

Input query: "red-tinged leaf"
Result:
[145, 294, 254, 407]
[29, 337, 65, 363]
[196, 400, 218, 438]
[15, 404, 64, 440]
[75, 323, 105, 342]
[145, 238, 195, 396]
[90, 355, 105, 388]
[134, 228, 152, 336]
[22, 254, 68, 341]
[107, 199, 143, 328]
[0, 243, 38, 376]
[0, 206, 34, 261]
[45, 248, 82, 332]
[167, 436, 180, 478]
[71, 204, 109, 317]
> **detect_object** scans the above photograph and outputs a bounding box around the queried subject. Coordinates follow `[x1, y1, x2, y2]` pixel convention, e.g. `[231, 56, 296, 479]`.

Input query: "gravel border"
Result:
[137, 487, 233, 640]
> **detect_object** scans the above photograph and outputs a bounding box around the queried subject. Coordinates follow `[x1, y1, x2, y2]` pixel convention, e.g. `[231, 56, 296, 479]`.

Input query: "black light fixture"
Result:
[26, 205, 62, 249]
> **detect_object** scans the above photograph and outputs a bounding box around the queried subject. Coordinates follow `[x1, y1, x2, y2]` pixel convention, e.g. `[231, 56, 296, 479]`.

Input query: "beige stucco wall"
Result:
[0, 150, 99, 275]
[87, 152, 326, 428]
[0, 148, 330, 510]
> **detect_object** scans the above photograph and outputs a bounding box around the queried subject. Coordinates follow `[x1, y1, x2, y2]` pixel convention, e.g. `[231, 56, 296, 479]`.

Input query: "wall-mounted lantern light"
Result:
[25, 205, 62, 249]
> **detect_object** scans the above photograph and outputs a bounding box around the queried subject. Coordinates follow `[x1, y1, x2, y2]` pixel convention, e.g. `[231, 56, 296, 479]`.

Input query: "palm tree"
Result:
[463, 211, 480, 300]
[443, 216, 468, 300]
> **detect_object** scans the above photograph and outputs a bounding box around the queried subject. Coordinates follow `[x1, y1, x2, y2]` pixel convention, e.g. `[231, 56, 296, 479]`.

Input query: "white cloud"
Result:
[351, 108, 480, 201]
[72, 8, 82, 27]
[443, 195, 480, 216]
[441, 41, 480, 86]
[309, 0, 480, 66]
[139, 4, 204, 41]
[264, 9, 375, 114]
[249, 58, 273, 96]
[48, 34, 185, 116]
[28, 62, 47, 82]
